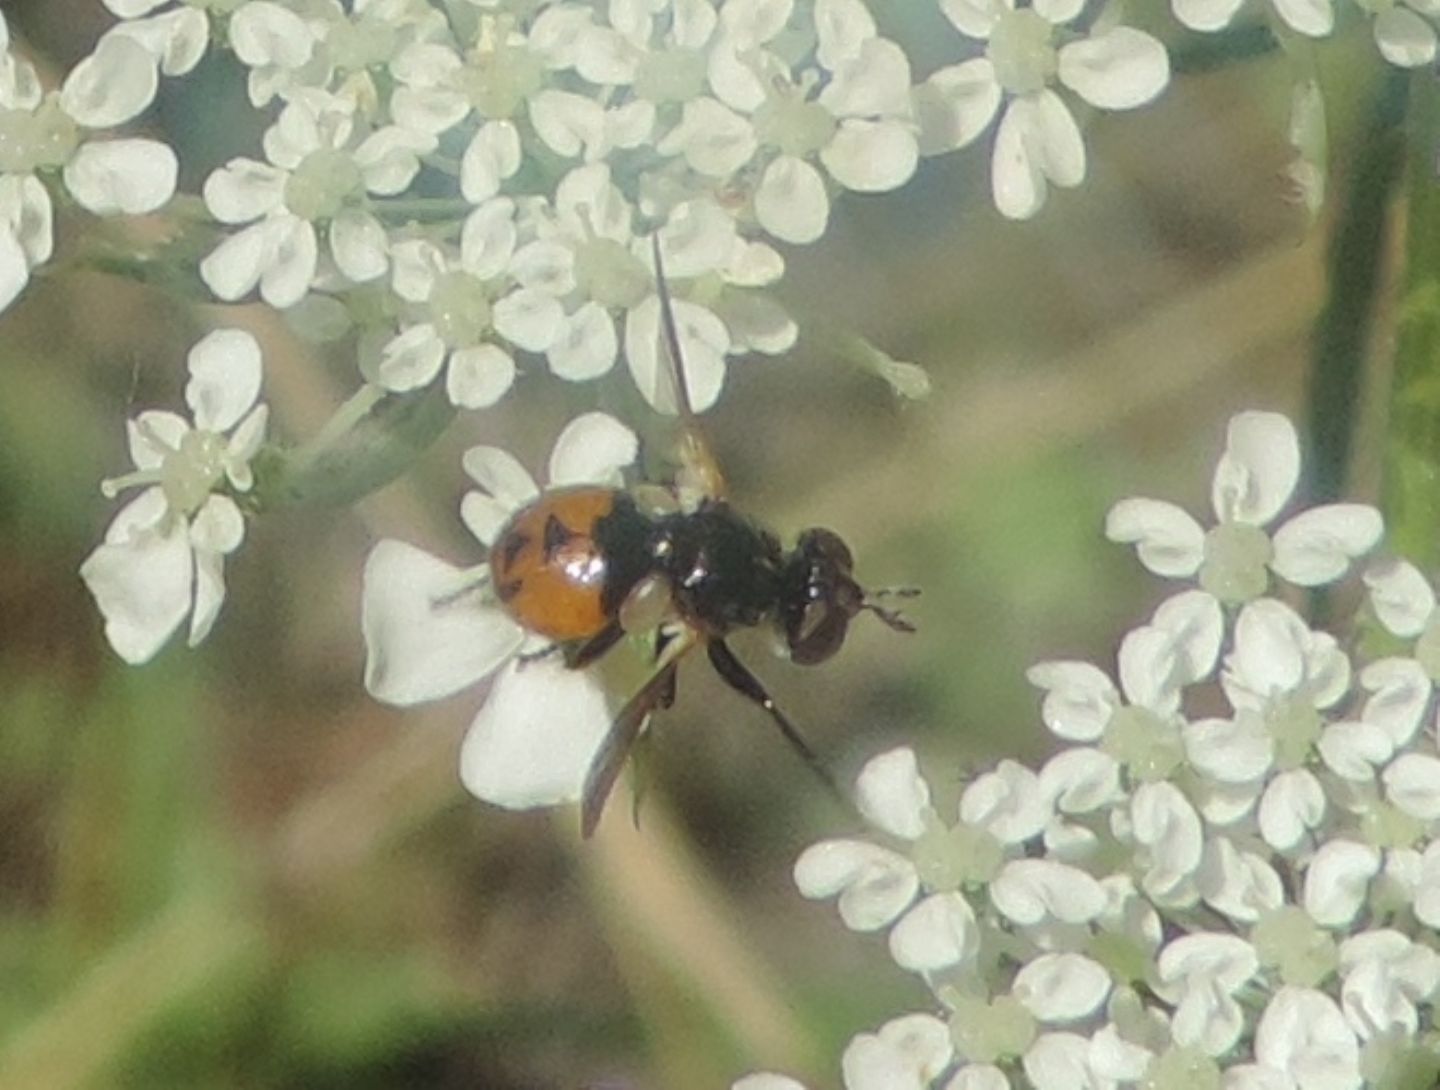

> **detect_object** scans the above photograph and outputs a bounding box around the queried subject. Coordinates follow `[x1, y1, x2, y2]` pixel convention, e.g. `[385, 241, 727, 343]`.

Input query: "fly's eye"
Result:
[787, 599, 851, 665]
[798, 528, 854, 573]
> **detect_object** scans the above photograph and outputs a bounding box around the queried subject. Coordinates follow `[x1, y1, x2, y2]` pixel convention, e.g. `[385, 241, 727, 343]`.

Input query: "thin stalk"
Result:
[1308, 68, 1407, 508]
[1383, 73, 1440, 566]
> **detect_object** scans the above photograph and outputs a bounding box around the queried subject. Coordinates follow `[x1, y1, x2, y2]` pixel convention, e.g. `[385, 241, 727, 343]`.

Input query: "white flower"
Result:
[1155, 932, 1258, 1055]
[378, 197, 563, 408]
[0, 34, 176, 314]
[529, 165, 759, 410]
[390, 11, 653, 159]
[1337, 929, 1440, 1039]
[200, 91, 435, 308]
[704, 0, 920, 244]
[1239, 987, 1361, 1090]
[1028, 590, 1221, 781]
[795, 748, 1051, 976]
[753, 408, 1440, 1090]
[1106, 411, 1383, 604]
[1179, 597, 1347, 849]
[915, 0, 1169, 219]
[361, 413, 637, 810]
[80, 330, 268, 664]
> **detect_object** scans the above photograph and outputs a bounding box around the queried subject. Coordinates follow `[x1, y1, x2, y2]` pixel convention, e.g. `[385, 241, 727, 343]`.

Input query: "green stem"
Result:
[1307, 68, 1408, 506]
[1383, 73, 1440, 566]
[254, 382, 456, 510]
[370, 196, 472, 221]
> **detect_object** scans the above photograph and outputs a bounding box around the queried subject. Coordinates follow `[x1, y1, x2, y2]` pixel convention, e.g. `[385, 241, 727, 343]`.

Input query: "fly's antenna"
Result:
[649, 231, 727, 500]
[863, 586, 920, 633]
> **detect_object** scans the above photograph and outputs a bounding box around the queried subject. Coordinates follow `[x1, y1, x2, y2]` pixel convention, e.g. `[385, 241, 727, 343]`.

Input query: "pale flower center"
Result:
[161, 430, 229, 516]
[1252, 905, 1336, 987]
[634, 47, 707, 103]
[985, 9, 1057, 96]
[1264, 698, 1320, 770]
[1359, 800, 1425, 850]
[1141, 1046, 1221, 1090]
[428, 270, 492, 347]
[947, 994, 1036, 1064]
[0, 96, 80, 174]
[460, 23, 544, 119]
[284, 148, 364, 221]
[913, 814, 1002, 890]
[1102, 705, 1184, 782]
[1199, 521, 1272, 604]
[574, 235, 651, 308]
[752, 77, 836, 157]
[326, 18, 401, 71]
[1088, 932, 1153, 988]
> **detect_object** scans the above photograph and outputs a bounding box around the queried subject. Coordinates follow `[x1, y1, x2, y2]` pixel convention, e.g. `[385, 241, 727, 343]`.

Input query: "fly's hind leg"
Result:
[516, 622, 626, 671]
[563, 622, 626, 670]
[706, 639, 851, 814]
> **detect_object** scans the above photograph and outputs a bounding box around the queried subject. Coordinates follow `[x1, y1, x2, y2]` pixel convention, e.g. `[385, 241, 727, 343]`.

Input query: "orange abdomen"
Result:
[490, 488, 622, 642]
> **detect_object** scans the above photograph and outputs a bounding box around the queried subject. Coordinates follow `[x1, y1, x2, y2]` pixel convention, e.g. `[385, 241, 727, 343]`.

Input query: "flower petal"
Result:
[1374, 6, 1437, 66]
[624, 295, 728, 413]
[1304, 840, 1381, 928]
[186, 328, 262, 432]
[1211, 411, 1299, 526]
[913, 60, 1001, 156]
[360, 540, 522, 705]
[1364, 558, 1435, 638]
[1272, 0, 1335, 35]
[1270, 504, 1383, 586]
[459, 658, 612, 809]
[60, 35, 157, 127]
[793, 838, 919, 930]
[446, 344, 515, 410]
[1013, 953, 1111, 1023]
[547, 411, 639, 488]
[1027, 660, 1117, 742]
[855, 747, 931, 839]
[754, 155, 829, 245]
[80, 517, 192, 664]
[1057, 28, 1169, 111]
[888, 892, 978, 972]
[1105, 498, 1205, 578]
[63, 138, 178, 215]
[820, 118, 918, 193]
[548, 303, 618, 381]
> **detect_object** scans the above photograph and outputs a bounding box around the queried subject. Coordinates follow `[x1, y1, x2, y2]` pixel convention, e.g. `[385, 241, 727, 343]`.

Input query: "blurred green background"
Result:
[0, 2, 1399, 1087]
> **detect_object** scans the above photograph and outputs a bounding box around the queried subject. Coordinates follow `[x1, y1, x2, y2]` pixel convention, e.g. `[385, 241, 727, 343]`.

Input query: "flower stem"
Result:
[254, 382, 456, 510]
[1382, 73, 1440, 566]
[1307, 68, 1407, 508]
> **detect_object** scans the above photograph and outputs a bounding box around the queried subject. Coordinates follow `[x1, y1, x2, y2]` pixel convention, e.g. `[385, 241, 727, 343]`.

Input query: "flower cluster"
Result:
[738, 411, 1440, 1090]
[81, 330, 269, 664]
[7, 0, 1434, 359]
[0, 9, 177, 312]
[103, 0, 941, 412]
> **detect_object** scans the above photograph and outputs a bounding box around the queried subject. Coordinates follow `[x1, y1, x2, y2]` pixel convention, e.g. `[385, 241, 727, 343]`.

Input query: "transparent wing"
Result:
[580, 628, 697, 837]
